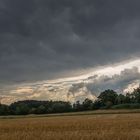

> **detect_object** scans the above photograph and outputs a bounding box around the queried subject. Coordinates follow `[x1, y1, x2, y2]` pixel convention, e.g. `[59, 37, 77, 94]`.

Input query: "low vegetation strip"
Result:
[1, 109, 140, 120]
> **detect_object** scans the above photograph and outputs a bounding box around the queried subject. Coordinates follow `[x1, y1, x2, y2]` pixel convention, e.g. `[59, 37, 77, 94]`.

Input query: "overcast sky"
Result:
[0, 0, 140, 104]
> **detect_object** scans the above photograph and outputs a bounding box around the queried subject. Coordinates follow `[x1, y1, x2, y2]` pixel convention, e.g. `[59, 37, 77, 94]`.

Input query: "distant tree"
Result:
[0, 104, 10, 115]
[82, 98, 93, 110]
[51, 102, 72, 113]
[15, 103, 30, 115]
[132, 87, 140, 103]
[92, 100, 104, 109]
[36, 105, 46, 114]
[116, 94, 126, 104]
[29, 108, 36, 114]
[98, 89, 118, 108]
[73, 101, 83, 111]
[124, 93, 133, 103]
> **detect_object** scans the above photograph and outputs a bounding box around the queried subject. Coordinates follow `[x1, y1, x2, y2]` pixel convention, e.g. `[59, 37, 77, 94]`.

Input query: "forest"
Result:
[0, 88, 140, 115]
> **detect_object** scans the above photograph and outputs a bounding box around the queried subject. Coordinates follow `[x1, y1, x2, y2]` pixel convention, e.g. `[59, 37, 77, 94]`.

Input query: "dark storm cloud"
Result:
[1, 0, 140, 84]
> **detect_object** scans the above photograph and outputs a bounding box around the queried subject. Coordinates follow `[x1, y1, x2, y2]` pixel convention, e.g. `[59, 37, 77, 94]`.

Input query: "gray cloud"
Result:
[1, 66, 140, 104]
[0, 0, 140, 85]
[66, 67, 140, 99]
[86, 67, 140, 95]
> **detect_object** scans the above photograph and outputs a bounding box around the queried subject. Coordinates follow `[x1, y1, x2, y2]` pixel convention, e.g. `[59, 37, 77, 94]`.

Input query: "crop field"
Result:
[0, 111, 140, 140]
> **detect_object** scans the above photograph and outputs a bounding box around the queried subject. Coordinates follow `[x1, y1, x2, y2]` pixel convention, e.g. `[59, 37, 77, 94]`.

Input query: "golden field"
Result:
[0, 111, 140, 140]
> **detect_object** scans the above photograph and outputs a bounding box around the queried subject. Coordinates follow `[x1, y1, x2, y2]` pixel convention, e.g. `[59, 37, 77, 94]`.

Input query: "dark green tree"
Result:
[116, 94, 126, 104]
[36, 105, 46, 114]
[0, 104, 10, 115]
[98, 89, 118, 108]
[132, 87, 140, 103]
[92, 99, 104, 109]
[73, 101, 83, 111]
[82, 98, 93, 110]
[15, 104, 30, 115]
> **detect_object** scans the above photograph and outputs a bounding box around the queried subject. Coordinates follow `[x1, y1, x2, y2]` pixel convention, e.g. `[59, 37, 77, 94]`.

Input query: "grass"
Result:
[111, 103, 140, 109]
[1, 109, 140, 119]
[0, 110, 140, 140]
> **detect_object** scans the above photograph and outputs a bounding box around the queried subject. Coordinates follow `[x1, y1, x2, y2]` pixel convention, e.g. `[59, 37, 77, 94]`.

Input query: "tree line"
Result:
[0, 87, 140, 115]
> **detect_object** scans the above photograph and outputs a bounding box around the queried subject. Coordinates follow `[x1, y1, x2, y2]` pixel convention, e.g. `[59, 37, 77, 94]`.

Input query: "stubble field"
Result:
[0, 111, 140, 140]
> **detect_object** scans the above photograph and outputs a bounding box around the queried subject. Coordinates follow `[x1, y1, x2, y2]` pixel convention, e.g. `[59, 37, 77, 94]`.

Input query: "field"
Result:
[0, 110, 140, 140]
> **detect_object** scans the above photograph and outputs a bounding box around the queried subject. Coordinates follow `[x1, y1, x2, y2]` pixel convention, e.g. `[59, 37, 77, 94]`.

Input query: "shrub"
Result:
[111, 103, 140, 109]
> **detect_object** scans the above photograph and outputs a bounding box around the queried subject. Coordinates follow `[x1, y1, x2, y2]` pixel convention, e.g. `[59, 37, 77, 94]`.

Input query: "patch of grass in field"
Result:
[0, 111, 140, 140]
[1, 109, 140, 119]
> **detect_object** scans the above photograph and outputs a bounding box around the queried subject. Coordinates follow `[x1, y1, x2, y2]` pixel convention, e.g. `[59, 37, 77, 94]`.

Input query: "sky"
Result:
[0, 0, 140, 104]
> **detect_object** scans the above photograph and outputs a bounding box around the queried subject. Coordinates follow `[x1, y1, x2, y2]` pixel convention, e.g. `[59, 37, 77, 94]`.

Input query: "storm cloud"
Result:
[1, 0, 140, 105]
[1, 65, 140, 105]
[0, 0, 140, 85]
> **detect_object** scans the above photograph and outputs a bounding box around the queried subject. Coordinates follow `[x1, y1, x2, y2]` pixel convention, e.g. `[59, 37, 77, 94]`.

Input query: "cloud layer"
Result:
[0, 0, 140, 84]
[1, 60, 140, 104]
[1, 1, 140, 104]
